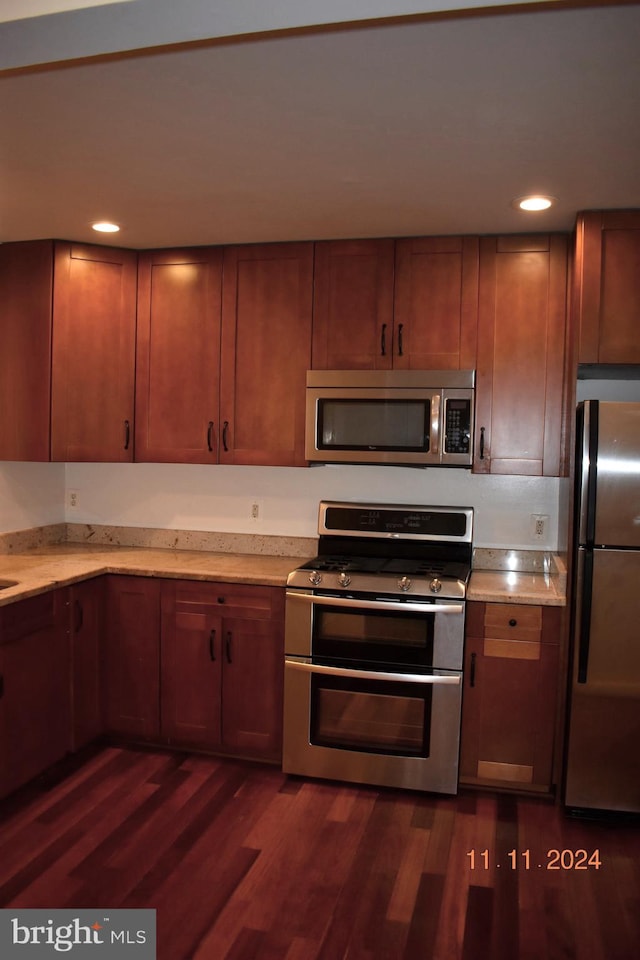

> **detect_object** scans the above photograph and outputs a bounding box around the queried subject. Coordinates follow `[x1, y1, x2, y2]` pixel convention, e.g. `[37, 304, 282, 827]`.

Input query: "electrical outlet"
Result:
[249, 500, 264, 522]
[530, 513, 549, 541]
[68, 489, 79, 509]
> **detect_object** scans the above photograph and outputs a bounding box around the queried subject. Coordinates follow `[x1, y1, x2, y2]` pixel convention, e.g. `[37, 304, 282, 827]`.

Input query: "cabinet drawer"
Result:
[172, 581, 284, 621]
[484, 603, 541, 642]
[0, 590, 59, 645]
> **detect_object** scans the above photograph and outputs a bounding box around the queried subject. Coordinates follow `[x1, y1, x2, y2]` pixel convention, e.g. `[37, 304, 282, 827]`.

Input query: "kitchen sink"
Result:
[0, 579, 18, 590]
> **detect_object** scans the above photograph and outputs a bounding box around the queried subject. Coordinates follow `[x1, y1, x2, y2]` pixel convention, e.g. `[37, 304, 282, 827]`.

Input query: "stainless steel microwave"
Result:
[305, 370, 475, 467]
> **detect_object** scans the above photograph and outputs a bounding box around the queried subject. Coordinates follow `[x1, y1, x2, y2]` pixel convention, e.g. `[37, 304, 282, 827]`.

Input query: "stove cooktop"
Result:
[287, 501, 474, 601]
[297, 555, 470, 581]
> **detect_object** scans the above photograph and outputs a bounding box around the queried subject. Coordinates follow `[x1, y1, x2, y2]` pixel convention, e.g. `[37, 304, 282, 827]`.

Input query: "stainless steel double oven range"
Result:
[283, 501, 473, 795]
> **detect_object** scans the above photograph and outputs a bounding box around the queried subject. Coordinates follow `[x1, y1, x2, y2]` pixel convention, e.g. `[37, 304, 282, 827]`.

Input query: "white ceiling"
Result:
[1, 2, 639, 249]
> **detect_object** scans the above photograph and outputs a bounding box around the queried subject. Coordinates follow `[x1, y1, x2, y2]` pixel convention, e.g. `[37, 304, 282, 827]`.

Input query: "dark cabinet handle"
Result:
[509, 618, 517, 627]
[469, 651, 476, 688]
[479, 426, 485, 460]
[209, 629, 216, 661]
[380, 323, 387, 356]
[207, 421, 214, 452]
[225, 631, 232, 664]
[0, 674, 4, 699]
[217, 596, 225, 604]
[222, 421, 229, 453]
[397, 323, 404, 357]
[75, 600, 84, 633]
[124, 419, 130, 450]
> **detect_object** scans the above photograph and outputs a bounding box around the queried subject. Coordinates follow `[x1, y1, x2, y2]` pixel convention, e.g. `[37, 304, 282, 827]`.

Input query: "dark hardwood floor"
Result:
[0, 746, 638, 959]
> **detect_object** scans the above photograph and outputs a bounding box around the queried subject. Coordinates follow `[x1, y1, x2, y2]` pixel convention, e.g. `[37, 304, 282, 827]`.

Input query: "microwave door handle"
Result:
[285, 659, 461, 685]
[430, 394, 441, 456]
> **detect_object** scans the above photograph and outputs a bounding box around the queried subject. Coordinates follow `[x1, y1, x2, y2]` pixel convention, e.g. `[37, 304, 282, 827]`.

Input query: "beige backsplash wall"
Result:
[56, 462, 564, 550]
[0, 462, 65, 533]
[0, 460, 564, 550]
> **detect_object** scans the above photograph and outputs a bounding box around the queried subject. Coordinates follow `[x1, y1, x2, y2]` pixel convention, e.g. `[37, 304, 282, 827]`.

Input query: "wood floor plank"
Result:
[431, 801, 476, 959]
[462, 885, 494, 960]
[490, 793, 520, 960]
[0, 746, 638, 960]
[1, 751, 167, 904]
[385, 825, 431, 924]
[467, 793, 498, 889]
[402, 871, 446, 960]
[0, 747, 141, 882]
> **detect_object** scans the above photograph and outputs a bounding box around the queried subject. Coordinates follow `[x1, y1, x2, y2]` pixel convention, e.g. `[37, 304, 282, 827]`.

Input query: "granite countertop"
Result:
[0, 538, 567, 608]
[0, 542, 303, 608]
[467, 548, 567, 606]
[466, 569, 566, 606]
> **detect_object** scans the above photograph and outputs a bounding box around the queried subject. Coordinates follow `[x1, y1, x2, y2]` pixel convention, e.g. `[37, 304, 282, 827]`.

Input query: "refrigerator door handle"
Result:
[576, 548, 594, 684]
[579, 400, 599, 547]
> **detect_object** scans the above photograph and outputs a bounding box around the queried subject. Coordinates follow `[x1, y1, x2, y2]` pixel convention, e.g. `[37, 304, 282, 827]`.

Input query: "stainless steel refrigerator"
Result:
[565, 400, 640, 814]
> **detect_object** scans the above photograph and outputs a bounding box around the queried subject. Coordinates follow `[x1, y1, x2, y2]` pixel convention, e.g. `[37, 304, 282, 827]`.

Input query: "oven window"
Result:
[311, 675, 431, 757]
[314, 606, 434, 667]
[318, 399, 429, 452]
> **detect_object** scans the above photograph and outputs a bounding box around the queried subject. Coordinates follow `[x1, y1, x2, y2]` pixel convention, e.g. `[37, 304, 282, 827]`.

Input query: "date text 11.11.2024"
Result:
[466, 849, 602, 870]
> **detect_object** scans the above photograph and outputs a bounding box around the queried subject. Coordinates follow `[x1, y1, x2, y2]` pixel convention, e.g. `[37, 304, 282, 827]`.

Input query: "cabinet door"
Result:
[0, 240, 53, 461]
[51, 242, 137, 462]
[221, 616, 284, 762]
[104, 576, 161, 740]
[0, 591, 70, 798]
[220, 242, 313, 466]
[160, 582, 222, 748]
[393, 236, 479, 369]
[159, 580, 284, 760]
[136, 248, 223, 463]
[312, 239, 395, 369]
[474, 234, 568, 476]
[70, 577, 105, 751]
[460, 602, 561, 792]
[575, 210, 640, 364]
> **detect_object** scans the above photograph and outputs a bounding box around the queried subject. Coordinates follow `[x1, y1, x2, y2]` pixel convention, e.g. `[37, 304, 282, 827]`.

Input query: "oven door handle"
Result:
[285, 658, 461, 685]
[287, 593, 463, 615]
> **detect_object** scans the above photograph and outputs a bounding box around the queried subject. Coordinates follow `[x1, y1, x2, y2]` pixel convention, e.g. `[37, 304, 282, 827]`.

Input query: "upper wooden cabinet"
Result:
[574, 210, 640, 364]
[312, 239, 395, 369]
[51, 242, 138, 462]
[220, 242, 313, 466]
[311, 236, 479, 371]
[474, 234, 568, 476]
[0, 240, 53, 461]
[135, 248, 223, 462]
[393, 236, 479, 370]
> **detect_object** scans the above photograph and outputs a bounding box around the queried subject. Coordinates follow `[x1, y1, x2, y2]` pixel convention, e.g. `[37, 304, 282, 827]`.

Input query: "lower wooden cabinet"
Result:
[69, 577, 106, 751]
[0, 591, 71, 798]
[0, 576, 565, 796]
[459, 601, 562, 793]
[0, 574, 283, 798]
[160, 580, 284, 761]
[104, 575, 162, 741]
[102, 575, 284, 762]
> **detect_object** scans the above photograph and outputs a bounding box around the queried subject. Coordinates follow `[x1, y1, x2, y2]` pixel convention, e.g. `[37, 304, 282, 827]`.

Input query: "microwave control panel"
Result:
[444, 399, 472, 454]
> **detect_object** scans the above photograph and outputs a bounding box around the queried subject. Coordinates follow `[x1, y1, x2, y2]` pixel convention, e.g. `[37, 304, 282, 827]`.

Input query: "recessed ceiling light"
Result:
[91, 221, 121, 233]
[512, 195, 556, 212]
